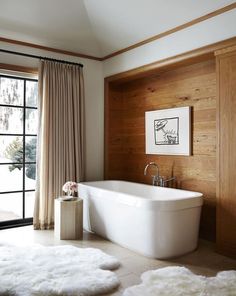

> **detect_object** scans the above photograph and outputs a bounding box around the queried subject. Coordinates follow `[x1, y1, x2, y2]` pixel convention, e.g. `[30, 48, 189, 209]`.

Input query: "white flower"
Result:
[62, 181, 78, 193]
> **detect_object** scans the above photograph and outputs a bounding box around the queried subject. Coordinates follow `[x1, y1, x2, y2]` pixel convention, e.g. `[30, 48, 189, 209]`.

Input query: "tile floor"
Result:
[0, 226, 235, 295]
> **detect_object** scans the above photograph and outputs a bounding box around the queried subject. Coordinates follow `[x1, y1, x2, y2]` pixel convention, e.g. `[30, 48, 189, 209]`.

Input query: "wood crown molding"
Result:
[0, 3, 235, 62]
[0, 37, 103, 62]
[0, 63, 38, 74]
[102, 2, 236, 60]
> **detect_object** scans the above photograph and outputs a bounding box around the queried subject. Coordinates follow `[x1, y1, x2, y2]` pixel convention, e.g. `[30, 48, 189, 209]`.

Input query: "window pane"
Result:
[0, 192, 23, 221]
[0, 136, 23, 163]
[0, 77, 24, 106]
[25, 136, 37, 162]
[26, 81, 38, 107]
[25, 164, 36, 190]
[25, 109, 38, 134]
[0, 106, 23, 134]
[25, 191, 35, 218]
[0, 164, 23, 192]
[0, 76, 38, 225]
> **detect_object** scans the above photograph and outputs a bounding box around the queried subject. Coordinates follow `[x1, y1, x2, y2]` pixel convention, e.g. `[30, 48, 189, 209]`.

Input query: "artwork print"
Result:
[145, 107, 191, 155]
[154, 117, 179, 145]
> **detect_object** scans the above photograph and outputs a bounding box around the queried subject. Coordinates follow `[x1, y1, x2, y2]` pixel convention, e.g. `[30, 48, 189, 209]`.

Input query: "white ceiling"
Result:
[0, 0, 235, 58]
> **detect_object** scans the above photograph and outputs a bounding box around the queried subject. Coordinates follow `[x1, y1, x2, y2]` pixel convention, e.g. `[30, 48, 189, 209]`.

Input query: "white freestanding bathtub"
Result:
[78, 180, 203, 259]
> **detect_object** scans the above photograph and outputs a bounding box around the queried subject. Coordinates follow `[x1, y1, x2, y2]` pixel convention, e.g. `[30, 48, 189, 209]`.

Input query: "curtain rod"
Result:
[0, 48, 83, 67]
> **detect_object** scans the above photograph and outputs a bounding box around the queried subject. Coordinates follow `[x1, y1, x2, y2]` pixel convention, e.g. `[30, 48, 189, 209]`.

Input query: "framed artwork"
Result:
[145, 106, 191, 155]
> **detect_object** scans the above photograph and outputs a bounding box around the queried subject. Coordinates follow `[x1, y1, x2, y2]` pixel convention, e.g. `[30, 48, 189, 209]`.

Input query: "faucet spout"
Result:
[144, 162, 160, 186]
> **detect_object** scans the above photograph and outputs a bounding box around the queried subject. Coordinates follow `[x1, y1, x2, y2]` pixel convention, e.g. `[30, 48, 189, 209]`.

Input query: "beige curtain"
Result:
[33, 60, 85, 230]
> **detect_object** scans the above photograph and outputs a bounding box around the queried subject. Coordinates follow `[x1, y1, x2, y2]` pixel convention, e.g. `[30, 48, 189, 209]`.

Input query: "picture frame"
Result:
[145, 106, 191, 155]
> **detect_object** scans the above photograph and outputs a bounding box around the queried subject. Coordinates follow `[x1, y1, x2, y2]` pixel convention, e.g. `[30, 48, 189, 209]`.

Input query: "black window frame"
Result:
[0, 74, 38, 229]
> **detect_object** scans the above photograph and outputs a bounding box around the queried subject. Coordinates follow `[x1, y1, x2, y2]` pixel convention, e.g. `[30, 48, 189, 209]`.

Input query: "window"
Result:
[0, 74, 38, 228]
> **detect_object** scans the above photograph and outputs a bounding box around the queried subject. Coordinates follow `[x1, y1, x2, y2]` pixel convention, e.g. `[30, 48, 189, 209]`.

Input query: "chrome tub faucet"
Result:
[144, 162, 160, 186]
[144, 162, 176, 187]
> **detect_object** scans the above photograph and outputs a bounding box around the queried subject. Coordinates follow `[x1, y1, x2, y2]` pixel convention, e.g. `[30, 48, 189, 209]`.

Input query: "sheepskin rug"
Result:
[0, 244, 120, 296]
[123, 266, 236, 296]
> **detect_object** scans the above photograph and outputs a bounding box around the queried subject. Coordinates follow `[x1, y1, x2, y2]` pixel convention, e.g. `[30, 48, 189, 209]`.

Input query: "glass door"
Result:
[0, 74, 38, 228]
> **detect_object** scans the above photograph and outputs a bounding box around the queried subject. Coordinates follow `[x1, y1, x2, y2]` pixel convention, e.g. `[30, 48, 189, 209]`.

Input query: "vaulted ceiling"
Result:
[0, 0, 235, 58]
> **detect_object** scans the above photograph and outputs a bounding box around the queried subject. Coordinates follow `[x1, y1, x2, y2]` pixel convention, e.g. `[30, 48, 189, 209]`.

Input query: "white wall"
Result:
[103, 9, 236, 77]
[0, 42, 104, 181]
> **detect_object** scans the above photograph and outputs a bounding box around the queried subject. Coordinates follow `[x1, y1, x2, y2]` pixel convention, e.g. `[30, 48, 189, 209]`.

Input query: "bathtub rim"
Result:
[78, 180, 203, 211]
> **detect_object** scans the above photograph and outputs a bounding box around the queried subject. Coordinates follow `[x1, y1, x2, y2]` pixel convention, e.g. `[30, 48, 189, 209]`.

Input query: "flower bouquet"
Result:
[61, 181, 78, 200]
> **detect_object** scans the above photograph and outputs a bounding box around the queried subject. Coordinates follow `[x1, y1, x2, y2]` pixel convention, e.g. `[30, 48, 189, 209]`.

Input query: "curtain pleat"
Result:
[33, 60, 85, 230]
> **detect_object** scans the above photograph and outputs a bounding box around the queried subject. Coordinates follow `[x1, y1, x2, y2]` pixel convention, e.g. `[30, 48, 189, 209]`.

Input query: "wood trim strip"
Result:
[104, 79, 110, 179]
[0, 63, 38, 74]
[105, 36, 236, 83]
[215, 54, 221, 250]
[215, 44, 236, 56]
[0, 37, 103, 61]
[102, 3, 236, 60]
[0, 3, 235, 62]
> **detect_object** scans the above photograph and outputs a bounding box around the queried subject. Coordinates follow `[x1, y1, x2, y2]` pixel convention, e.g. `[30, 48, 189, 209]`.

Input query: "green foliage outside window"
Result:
[4, 137, 36, 180]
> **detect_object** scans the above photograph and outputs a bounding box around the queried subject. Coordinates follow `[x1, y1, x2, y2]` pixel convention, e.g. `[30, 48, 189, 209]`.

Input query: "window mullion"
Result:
[22, 79, 26, 219]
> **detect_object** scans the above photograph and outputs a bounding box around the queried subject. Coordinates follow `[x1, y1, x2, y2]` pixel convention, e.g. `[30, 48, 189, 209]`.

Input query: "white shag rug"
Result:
[0, 244, 120, 296]
[123, 266, 236, 296]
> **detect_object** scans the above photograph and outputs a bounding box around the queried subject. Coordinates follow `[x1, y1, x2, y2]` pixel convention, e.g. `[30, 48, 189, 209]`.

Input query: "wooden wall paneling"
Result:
[104, 82, 125, 179]
[105, 58, 217, 241]
[216, 48, 236, 258]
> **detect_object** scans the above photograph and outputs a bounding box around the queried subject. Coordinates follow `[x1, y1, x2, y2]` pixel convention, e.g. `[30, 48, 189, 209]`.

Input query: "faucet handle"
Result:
[163, 176, 176, 187]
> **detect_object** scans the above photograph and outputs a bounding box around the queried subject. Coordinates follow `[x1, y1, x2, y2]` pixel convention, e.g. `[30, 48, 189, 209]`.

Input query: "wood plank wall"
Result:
[216, 47, 236, 258]
[106, 59, 217, 241]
